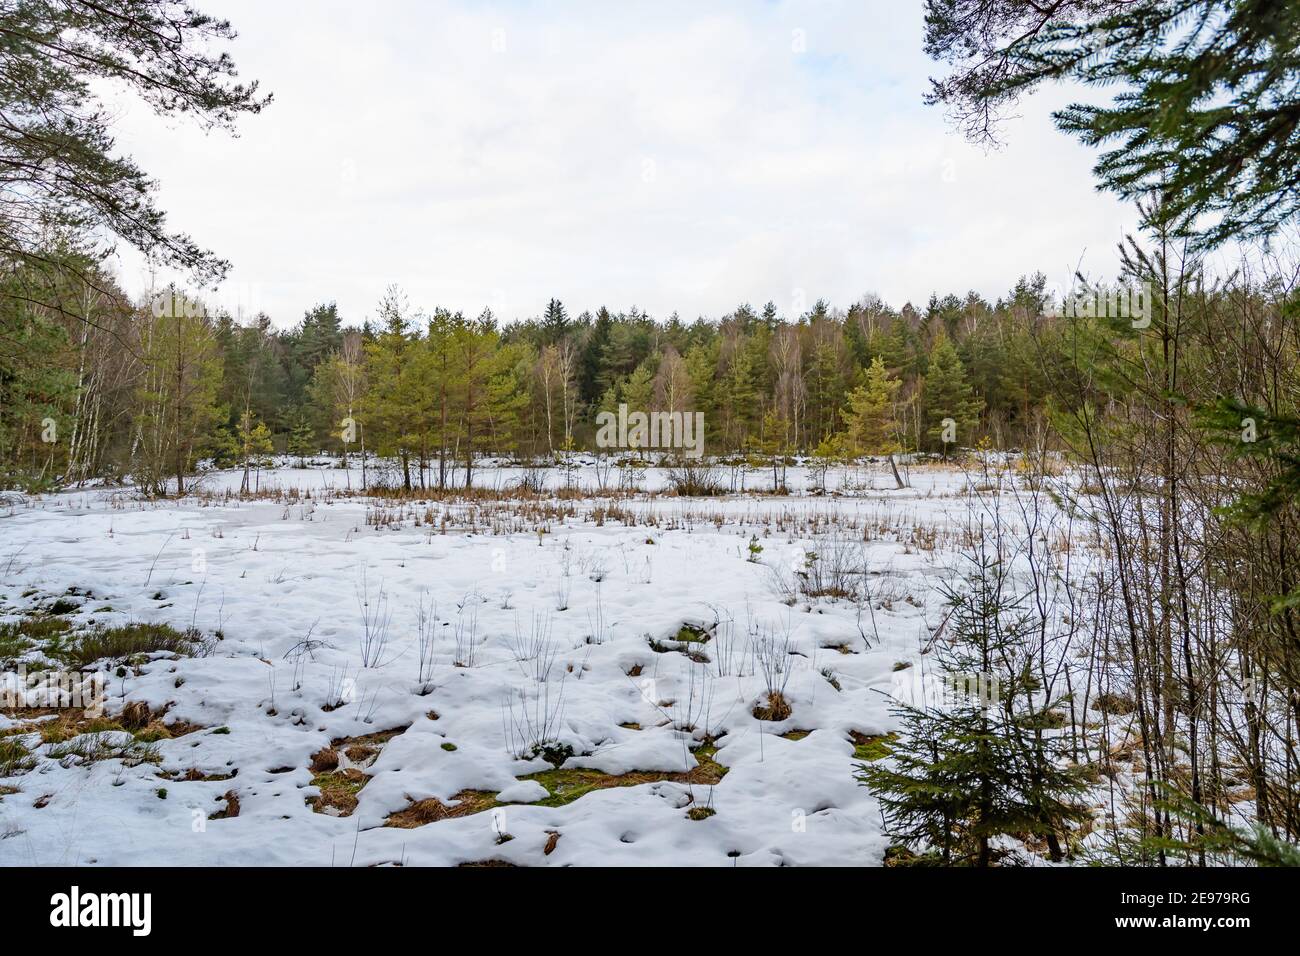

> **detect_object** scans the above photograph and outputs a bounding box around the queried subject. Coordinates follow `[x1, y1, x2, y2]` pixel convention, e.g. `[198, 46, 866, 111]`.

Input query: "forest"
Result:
[3, 0, 1300, 881]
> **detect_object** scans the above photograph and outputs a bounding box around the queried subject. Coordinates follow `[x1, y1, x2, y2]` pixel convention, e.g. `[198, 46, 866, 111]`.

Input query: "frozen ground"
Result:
[0, 459, 1074, 866]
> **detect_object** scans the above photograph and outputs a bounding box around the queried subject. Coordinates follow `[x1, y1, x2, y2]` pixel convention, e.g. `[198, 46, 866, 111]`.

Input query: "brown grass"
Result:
[308, 768, 367, 815]
[309, 747, 339, 773]
[384, 789, 500, 828]
[210, 790, 240, 819]
[753, 691, 793, 722]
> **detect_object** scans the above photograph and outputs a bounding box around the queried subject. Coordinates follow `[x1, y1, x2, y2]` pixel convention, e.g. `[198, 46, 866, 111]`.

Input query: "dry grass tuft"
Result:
[384, 789, 500, 828]
[210, 789, 240, 819]
[309, 747, 339, 773]
[753, 691, 792, 722]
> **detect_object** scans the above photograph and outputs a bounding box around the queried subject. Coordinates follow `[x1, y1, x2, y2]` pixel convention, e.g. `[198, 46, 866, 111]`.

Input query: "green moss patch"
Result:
[308, 768, 368, 816]
[850, 730, 897, 762]
[522, 743, 727, 809]
[674, 624, 711, 643]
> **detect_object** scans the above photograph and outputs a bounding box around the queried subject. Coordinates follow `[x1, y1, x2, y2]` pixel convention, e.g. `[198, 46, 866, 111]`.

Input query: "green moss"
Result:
[440, 742, 457, 752]
[674, 624, 711, 644]
[693, 743, 726, 778]
[687, 806, 716, 820]
[521, 768, 615, 808]
[522, 744, 727, 809]
[851, 732, 897, 762]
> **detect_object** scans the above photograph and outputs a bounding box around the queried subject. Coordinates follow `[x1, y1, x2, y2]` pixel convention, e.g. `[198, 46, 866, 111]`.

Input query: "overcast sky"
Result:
[107, 0, 1142, 328]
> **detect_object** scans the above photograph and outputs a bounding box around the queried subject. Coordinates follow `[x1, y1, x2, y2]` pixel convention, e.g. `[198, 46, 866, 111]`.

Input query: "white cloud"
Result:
[107, 0, 1140, 327]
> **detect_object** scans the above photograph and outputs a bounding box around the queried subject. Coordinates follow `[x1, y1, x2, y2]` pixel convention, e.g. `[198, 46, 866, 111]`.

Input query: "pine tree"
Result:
[0, 257, 78, 489]
[759, 408, 790, 491]
[806, 335, 845, 444]
[0, 0, 268, 294]
[684, 341, 718, 442]
[839, 356, 901, 456]
[485, 341, 532, 455]
[621, 361, 655, 417]
[923, 333, 981, 454]
[721, 342, 759, 450]
[134, 293, 224, 495]
[923, 0, 1300, 249]
[294, 303, 344, 378]
[362, 292, 416, 488]
[451, 311, 501, 487]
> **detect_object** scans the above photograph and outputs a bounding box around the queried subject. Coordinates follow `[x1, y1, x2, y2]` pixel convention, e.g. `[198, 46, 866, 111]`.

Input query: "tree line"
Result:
[1, 259, 1073, 492]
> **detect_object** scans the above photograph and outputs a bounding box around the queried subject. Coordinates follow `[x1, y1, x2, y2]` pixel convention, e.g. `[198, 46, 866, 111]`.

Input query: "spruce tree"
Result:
[541, 298, 569, 344]
[923, 334, 981, 454]
[287, 410, 315, 468]
[857, 532, 1090, 865]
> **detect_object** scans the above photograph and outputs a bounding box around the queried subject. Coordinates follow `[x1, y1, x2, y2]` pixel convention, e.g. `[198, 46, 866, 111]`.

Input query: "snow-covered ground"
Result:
[0, 460, 1064, 866]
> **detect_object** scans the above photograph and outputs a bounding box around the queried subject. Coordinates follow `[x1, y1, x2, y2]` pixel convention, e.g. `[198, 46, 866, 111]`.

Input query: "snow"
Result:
[0, 459, 1026, 866]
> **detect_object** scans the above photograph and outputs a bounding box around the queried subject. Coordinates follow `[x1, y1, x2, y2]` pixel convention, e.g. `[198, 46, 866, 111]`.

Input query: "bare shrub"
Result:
[355, 568, 393, 667]
[665, 459, 725, 496]
[453, 603, 479, 668]
[415, 590, 437, 688]
[509, 611, 557, 682]
[752, 619, 794, 720]
[502, 680, 569, 765]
